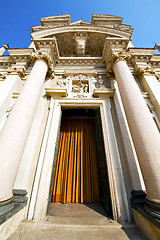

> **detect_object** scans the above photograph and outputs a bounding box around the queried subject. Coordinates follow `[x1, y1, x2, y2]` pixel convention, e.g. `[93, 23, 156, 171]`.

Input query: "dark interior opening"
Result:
[49, 108, 113, 219]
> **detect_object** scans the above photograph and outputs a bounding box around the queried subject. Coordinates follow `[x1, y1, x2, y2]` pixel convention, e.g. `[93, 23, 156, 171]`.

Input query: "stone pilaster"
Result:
[136, 67, 160, 120]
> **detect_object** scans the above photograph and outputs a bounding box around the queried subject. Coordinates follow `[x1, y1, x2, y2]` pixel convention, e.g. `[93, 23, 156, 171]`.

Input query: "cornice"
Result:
[0, 49, 34, 67]
[102, 37, 129, 63]
[129, 48, 155, 62]
[31, 25, 132, 40]
[149, 55, 160, 67]
[102, 37, 130, 75]
[32, 37, 59, 60]
[8, 48, 34, 56]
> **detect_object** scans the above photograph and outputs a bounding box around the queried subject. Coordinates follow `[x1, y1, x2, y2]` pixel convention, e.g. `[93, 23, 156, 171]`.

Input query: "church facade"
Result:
[0, 14, 160, 239]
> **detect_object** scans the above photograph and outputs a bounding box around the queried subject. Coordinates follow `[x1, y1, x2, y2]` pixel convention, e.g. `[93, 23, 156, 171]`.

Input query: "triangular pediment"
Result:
[70, 20, 91, 26]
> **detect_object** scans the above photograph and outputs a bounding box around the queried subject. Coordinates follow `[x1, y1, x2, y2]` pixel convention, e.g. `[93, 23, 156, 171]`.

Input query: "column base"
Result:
[0, 198, 14, 217]
[0, 189, 27, 225]
[144, 198, 160, 221]
[131, 190, 160, 229]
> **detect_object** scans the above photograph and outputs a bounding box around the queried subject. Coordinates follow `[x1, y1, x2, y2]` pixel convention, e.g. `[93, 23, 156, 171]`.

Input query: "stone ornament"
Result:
[60, 74, 108, 98]
[7, 66, 26, 78]
[0, 73, 6, 81]
[73, 33, 88, 56]
[137, 67, 156, 77]
[31, 51, 54, 75]
[55, 75, 69, 88]
[107, 51, 131, 73]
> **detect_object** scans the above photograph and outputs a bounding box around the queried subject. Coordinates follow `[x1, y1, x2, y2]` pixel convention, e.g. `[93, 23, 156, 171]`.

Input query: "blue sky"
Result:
[0, 0, 160, 52]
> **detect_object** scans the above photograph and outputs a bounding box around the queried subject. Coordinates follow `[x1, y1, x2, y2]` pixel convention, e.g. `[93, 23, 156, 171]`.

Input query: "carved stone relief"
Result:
[54, 74, 108, 98]
[55, 75, 69, 88]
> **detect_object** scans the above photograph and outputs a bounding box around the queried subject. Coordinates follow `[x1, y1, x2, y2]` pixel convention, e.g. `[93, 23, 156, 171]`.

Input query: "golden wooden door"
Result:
[52, 118, 99, 203]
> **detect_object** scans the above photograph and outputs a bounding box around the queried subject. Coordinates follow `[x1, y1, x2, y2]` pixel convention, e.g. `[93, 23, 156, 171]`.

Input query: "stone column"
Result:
[0, 52, 52, 216]
[0, 45, 8, 55]
[111, 54, 160, 218]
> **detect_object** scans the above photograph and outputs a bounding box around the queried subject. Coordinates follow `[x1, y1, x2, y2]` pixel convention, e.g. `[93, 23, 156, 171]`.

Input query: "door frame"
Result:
[31, 98, 130, 222]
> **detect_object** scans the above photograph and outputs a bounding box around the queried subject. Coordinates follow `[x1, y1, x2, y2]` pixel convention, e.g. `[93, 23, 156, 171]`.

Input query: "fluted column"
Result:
[0, 45, 8, 55]
[110, 54, 160, 217]
[0, 53, 52, 215]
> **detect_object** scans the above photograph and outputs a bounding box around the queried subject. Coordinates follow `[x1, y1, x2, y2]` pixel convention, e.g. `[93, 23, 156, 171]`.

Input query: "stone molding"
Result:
[56, 57, 104, 67]
[102, 37, 130, 74]
[155, 74, 160, 81]
[45, 88, 67, 98]
[137, 67, 156, 77]
[31, 51, 54, 75]
[7, 66, 26, 78]
[103, 37, 129, 59]
[93, 88, 115, 98]
[33, 37, 59, 59]
[0, 73, 6, 81]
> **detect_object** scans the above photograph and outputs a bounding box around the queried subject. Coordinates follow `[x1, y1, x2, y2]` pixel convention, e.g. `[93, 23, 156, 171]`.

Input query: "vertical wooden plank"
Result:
[62, 119, 71, 203]
[80, 120, 84, 203]
[66, 120, 75, 203]
[72, 120, 77, 203]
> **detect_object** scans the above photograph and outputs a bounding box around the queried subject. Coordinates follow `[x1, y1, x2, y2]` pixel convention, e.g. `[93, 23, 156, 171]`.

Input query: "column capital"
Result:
[31, 51, 54, 75]
[137, 66, 156, 77]
[107, 51, 131, 73]
[7, 66, 26, 78]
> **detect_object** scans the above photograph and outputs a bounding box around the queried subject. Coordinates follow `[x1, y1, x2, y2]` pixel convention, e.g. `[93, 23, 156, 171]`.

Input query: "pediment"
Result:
[70, 20, 91, 26]
[30, 14, 133, 57]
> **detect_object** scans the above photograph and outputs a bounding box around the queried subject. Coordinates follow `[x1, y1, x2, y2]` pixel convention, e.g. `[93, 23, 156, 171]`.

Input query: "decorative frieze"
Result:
[48, 73, 111, 99]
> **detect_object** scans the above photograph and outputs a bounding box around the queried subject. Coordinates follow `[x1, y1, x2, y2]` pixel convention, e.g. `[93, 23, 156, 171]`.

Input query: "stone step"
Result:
[8, 217, 148, 240]
[8, 203, 148, 240]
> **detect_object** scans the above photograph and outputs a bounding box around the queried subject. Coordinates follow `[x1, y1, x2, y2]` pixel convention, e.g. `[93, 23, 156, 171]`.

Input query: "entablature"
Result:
[56, 57, 105, 67]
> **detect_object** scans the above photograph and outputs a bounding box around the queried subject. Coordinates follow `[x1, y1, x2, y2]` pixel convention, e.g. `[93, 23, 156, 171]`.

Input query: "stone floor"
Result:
[9, 203, 148, 240]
